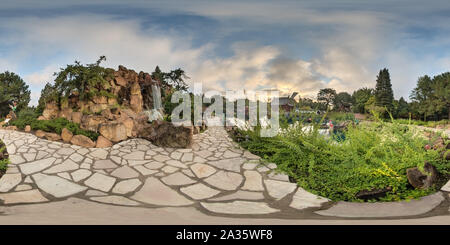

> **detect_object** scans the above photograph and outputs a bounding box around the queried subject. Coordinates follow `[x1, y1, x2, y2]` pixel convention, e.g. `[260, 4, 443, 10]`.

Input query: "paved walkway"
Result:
[0, 127, 449, 221]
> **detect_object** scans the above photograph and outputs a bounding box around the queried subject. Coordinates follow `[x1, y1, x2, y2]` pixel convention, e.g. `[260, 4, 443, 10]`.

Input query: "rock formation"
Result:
[40, 65, 195, 148]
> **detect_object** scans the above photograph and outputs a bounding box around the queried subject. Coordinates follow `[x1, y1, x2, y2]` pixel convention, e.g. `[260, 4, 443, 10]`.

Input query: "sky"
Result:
[1, 0, 449, 106]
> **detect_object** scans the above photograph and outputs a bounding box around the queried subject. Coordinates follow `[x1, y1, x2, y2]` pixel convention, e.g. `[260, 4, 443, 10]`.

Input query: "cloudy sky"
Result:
[1, 0, 450, 105]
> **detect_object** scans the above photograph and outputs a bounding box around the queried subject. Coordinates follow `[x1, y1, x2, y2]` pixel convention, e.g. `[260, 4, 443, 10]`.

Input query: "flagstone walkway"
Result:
[0, 127, 448, 219]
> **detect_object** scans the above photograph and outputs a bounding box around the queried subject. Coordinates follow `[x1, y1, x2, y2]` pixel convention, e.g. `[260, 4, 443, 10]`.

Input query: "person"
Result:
[9, 101, 17, 112]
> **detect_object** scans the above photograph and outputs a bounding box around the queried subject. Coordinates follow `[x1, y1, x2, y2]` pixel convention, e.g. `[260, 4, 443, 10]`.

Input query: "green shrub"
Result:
[0, 158, 9, 172]
[232, 119, 449, 202]
[392, 119, 449, 128]
[0, 142, 9, 172]
[10, 117, 99, 141]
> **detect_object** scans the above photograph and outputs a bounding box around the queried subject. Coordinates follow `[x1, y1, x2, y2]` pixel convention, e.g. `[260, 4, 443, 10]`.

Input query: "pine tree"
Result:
[0, 71, 31, 117]
[374, 68, 394, 114]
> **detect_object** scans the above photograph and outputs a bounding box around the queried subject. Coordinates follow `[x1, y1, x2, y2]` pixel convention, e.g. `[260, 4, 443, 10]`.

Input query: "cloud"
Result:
[2, 15, 331, 100]
[1, 15, 211, 72]
[0, 1, 449, 105]
[24, 65, 57, 86]
[0, 58, 17, 72]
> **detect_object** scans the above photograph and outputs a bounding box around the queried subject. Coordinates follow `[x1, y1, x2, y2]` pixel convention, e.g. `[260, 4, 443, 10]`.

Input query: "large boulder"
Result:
[99, 122, 128, 143]
[96, 136, 113, 148]
[71, 112, 83, 124]
[122, 118, 136, 137]
[42, 101, 59, 120]
[130, 81, 143, 114]
[406, 162, 437, 189]
[58, 108, 73, 121]
[61, 128, 73, 143]
[89, 104, 109, 114]
[92, 96, 108, 104]
[114, 76, 127, 87]
[100, 108, 115, 121]
[80, 115, 107, 132]
[44, 132, 61, 141]
[70, 135, 96, 148]
[5, 126, 17, 131]
[35, 130, 46, 138]
[139, 120, 193, 148]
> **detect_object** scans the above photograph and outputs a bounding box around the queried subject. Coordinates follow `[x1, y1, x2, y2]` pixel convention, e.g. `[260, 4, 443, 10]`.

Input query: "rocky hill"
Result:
[40, 65, 194, 148]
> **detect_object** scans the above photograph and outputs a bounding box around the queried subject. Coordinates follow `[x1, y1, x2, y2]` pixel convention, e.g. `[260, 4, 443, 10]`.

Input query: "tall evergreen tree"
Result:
[374, 68, 394, 114]
[0, 71, 31, 117]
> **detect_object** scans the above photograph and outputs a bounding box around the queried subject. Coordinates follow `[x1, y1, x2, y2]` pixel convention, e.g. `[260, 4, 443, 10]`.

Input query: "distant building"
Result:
[274, 92, 298, 112]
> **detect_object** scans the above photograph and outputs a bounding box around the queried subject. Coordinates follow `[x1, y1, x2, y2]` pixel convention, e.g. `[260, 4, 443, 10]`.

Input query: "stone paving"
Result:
[0, 127, 449, 218]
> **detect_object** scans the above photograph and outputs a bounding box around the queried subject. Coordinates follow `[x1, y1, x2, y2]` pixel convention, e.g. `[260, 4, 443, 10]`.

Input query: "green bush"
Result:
[232, 119, 449, 202]
[392, 119, 449, 128]
[10, 116, 99, 141]
[10, 107, 39, 129]
[0, 143, 9, 172]
[0, 158, 9, 172]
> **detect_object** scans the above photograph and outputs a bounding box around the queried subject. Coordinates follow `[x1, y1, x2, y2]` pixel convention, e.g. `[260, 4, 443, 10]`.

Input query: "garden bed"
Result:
[229, 120, 450, 202]
[0, 139, 9, 179]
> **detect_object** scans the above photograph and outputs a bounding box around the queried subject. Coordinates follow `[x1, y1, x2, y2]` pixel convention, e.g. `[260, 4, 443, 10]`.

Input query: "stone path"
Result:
[0, 127, 449, 219]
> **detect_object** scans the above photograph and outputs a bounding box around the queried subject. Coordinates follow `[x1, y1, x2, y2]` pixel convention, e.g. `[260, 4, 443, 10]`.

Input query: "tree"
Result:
[152, 66, 189, 92]
[333, 92, 353, 112]
[431, 72, 450, 120]
[299, 98, 319, 110]
[0, 71, 31, 117]
[317, 88, 336, 110]
[36, 82, 57, 114]
[395, 97, 409, 119]
[151, 66, 164, 84]
[364, 95, 385, 118]
[52, 56, 113, 107]
[352, 87, 373, 114]
[374, 68, 394, 115]
[410, 72, 449, 120]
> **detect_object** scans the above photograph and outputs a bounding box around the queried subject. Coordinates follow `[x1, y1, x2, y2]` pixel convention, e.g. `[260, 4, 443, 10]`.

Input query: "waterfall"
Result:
[143, 84, 164, 122]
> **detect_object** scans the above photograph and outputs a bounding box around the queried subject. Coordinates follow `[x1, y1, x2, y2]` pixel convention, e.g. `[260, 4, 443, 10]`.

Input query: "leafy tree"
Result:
[352, 88, 373, 113]
[152, 66, 189, 92]
[36, 82, 58, 114]
[52, 56, 113, 107]
[364, 95, 386, 117]
[430, 72, 450, 120]
[0, 71, 31, 117]
[164, 68, 189, 91]
[395, 97, 409, 119]
[333, 92, 353, 112]
[299, 98, 318, 110]
[317, 88, 336, 110]
[410, 72, 449, 120]
[374, 68, 394, 115]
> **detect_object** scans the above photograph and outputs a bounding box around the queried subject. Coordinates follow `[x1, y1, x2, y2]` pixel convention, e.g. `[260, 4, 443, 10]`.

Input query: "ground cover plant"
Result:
[392, 118, 449, 128]
[0, 140, 9, 178]
[230, 115, 449, 202]
[8, 108, 99, 141]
